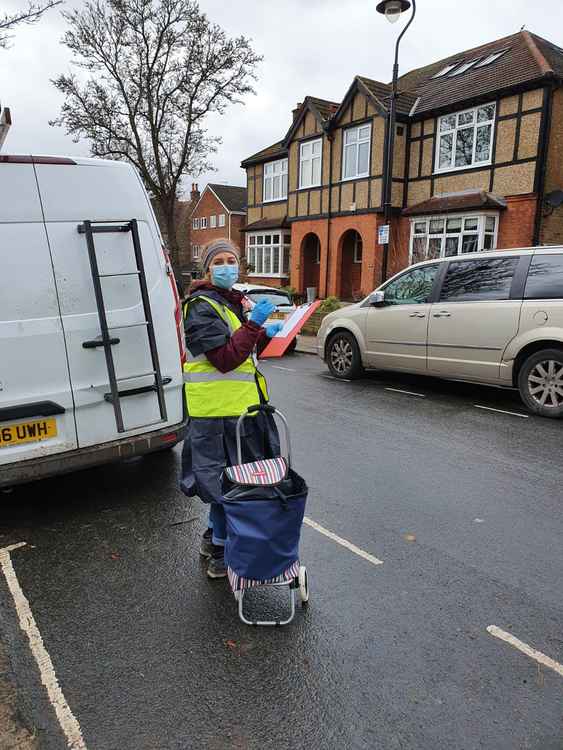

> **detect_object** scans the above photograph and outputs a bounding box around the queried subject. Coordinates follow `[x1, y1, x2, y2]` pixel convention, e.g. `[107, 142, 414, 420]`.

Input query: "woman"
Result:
[180, 238, 283, 578]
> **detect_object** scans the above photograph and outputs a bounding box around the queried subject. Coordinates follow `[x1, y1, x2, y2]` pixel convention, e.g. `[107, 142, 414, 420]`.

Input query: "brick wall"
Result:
[497, 194, 537, 248]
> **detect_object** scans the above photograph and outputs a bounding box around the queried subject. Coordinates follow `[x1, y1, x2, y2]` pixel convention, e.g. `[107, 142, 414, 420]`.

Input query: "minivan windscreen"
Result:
[246, 291, 293, 307]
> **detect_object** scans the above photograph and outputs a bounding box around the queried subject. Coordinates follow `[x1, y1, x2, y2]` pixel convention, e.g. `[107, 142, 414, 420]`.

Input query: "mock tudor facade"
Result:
[190, 183, 246, 268]
[241, 31, 563, 299]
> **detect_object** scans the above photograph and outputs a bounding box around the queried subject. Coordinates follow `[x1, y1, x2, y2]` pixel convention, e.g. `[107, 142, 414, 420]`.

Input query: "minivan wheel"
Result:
[326, 331, 363, 379]
[518, 348, 563, 418]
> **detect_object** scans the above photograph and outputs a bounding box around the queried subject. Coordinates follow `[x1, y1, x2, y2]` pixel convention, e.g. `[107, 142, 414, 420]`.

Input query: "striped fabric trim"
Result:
[228, 560, 300, 592]
[183, 372, 256, 383]
[225, 456, 288, 486]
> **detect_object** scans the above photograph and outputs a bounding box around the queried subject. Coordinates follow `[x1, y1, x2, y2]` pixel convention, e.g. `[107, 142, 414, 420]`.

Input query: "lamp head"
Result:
[376, 0, 411, 23]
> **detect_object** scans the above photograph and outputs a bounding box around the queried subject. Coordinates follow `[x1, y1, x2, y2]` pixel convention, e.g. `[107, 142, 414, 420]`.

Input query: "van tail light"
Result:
[162, 246, 186, 366]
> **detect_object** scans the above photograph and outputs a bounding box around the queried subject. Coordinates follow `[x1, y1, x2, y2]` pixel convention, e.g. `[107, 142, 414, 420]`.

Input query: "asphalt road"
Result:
[0, 353, 562, 750]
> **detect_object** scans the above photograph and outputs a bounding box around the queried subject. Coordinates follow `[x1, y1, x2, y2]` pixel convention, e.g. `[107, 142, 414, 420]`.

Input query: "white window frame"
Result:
[246, 232, 291, 278]
[218, 213, 226, 227]
[263, 158, 288, 203]
[192, 218, 199, 230]
[210, 214, 217, 228]
[200, 217, 208, 229]
[342, 123, 372, 181]
[409, 213, 499, 263]
[435, 102, 496, 174]
[192, 244, 201, 260]
[299, 138, 322, 189]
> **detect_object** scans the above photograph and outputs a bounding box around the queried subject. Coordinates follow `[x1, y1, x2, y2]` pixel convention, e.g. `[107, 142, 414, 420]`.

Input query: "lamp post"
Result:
[376, 0, 416, 282]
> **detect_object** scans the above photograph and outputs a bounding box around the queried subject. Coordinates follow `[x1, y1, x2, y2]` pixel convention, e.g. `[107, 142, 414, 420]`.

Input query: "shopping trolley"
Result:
[222, 404, 309, 626]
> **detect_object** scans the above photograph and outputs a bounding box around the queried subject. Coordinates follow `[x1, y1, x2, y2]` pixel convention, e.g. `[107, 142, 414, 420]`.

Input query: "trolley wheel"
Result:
[298, 566, 309, 605]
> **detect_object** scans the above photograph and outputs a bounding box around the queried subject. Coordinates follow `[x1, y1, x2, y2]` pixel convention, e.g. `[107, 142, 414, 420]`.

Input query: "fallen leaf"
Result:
[110, 552, 120, 560]
[404, 533, 416, 543]
[225, 640, 238, 651]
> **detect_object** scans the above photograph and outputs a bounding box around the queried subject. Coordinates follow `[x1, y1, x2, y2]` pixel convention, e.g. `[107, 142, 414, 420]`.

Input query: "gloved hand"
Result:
[249, 298, 276, 326]
[265, 322, 283, 338]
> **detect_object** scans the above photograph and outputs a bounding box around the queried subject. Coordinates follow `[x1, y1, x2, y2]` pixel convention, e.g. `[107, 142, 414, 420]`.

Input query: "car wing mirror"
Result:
[369, 290, 385, 307]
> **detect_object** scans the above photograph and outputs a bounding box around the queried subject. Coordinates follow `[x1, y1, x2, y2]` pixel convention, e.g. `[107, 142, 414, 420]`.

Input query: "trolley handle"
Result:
[235, 404, 292, 468]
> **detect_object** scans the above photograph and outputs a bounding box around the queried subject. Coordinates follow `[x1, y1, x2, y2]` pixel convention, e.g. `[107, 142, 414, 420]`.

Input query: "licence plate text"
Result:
[0, 418, 58, 448]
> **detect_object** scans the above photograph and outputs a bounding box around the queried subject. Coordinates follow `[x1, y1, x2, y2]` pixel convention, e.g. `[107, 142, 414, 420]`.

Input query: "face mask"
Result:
[211, 263, 239, 290]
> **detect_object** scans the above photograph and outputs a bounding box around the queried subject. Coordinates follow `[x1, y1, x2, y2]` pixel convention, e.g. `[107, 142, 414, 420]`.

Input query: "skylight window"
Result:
[475, 49, 509, 67]
[449, 59, 481, 76]
[432, 63, 459, 79]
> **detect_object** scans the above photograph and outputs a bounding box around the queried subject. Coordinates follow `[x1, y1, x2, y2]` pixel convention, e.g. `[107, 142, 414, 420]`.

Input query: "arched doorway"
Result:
[301, 233, 321, 296]
[339, 229, 363, 301]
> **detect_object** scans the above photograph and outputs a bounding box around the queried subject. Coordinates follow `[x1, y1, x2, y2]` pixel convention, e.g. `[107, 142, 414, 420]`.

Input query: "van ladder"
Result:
[78, 219, 168, 433]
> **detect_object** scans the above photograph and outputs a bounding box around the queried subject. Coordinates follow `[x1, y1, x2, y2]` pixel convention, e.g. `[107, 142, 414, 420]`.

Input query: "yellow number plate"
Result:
[0, 418, 58, 449]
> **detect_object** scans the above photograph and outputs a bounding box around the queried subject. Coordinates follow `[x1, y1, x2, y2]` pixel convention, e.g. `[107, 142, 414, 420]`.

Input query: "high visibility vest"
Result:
[182, 295, 269, 418]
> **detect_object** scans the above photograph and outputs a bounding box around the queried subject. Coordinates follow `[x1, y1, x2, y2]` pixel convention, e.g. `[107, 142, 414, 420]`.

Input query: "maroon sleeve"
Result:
[205, 321, 267, 373]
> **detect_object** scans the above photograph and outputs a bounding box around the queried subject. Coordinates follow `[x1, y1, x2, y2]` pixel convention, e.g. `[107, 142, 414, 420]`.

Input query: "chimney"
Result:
[190, 183, 200, 203]
[292, 102, 303, 122]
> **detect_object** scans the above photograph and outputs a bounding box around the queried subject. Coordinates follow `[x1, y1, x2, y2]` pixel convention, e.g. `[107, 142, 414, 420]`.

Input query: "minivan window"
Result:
[439, 257, 518, 302]
[383, 265, 438, 305]
[524, 255, 563, 300]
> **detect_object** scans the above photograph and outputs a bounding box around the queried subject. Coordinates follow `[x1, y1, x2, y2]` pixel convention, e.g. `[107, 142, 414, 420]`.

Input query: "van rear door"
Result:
[0, 159, 78, 464]
[34, 159, 183, 448]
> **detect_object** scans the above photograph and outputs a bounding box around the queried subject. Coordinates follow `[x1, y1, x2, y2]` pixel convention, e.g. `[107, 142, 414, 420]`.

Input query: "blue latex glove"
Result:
[265, 322, 283, 338]
[249, 299, 276, 326]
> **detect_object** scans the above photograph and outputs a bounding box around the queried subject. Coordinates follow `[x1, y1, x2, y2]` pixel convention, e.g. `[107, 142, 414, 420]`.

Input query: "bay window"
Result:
[263, 158, 288, 202]
[299, 138, 322, 189]
[410, 214, 498, 263]
[247, 232, 291, 277]
[436, 103, 496, 172]
[343, 124, 371, 180]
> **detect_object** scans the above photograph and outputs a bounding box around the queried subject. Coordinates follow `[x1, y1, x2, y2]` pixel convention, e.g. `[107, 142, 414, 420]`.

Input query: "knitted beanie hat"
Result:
[200, 239, 240, 272]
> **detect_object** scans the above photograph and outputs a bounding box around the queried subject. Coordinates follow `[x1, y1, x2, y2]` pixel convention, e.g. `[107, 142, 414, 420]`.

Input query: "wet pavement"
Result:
[0, 353, 562, 749]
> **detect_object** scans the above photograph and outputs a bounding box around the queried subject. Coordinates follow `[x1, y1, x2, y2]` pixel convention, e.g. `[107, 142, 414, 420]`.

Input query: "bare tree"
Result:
[50, 0, 261, 268]
[0, 1, 62, 49]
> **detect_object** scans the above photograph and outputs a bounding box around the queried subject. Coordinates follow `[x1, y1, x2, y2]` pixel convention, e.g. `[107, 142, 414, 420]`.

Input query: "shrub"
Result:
[318, 296, 341, 314]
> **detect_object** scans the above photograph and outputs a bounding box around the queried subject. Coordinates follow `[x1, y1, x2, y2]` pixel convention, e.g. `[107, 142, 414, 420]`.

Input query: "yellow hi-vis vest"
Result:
[183, 295, 269, 418]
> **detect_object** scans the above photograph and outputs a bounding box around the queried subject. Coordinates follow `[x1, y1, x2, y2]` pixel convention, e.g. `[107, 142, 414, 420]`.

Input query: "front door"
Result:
[365, 264, 439, 371]
[427, 255, 522, 382]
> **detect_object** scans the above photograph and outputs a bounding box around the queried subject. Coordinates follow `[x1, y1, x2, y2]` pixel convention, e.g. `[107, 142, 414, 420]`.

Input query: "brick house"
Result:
[190, 183, 247, 270]
[241, 31, 563, 299]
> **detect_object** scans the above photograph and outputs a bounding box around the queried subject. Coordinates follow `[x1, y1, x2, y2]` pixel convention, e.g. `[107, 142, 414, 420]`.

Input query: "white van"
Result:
[0, 155, 187, 488]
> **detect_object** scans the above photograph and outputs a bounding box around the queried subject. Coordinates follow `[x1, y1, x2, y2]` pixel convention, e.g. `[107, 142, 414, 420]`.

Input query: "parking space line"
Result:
[474, 405, 529, 419]
[385, 387, 426, 398]
[303, 517, 383, 566]
[0, 543, 88, 750]
[487, 626, 563, 678]
[271, 365, 296, 372]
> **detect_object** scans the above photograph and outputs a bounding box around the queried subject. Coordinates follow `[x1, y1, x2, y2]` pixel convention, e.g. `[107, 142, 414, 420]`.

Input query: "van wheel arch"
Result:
[512, 340, 563, 387]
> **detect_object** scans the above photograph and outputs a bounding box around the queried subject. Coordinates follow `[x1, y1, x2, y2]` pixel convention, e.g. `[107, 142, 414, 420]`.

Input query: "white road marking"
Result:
[271, 365, 296, 372]
[0, 543, 88, 749]
[385, 387, 426, 398]
[487, 626, 563, 678]
[474, 404, 529, 419]
[303, 517, 383, 566]
[322, 375, 352, 383]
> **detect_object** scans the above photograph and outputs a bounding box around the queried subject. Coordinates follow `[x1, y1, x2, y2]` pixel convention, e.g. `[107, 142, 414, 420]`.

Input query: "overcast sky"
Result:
[1, 0, 561, 197]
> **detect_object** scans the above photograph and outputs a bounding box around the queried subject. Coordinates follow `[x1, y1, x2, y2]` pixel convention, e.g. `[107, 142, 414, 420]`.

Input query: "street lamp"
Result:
[376, 0, 416, 282]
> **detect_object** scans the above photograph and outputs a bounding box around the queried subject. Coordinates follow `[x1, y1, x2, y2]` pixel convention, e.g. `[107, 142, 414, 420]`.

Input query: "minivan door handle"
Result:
[82, 336, 121, 349]
[433, 311, 451, 318]
[409, 312, 426, 318]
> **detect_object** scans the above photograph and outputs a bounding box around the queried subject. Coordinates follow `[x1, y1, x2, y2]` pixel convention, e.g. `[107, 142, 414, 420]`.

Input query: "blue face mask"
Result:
[211, 263, 239, 290]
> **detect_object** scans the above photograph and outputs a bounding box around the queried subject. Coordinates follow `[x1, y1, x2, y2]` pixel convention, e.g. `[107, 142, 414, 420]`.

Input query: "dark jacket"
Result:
[184, 281, 268, 372]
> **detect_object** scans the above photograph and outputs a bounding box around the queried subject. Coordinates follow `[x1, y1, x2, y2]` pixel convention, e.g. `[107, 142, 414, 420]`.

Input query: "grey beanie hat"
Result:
[200, 239, 240, 272]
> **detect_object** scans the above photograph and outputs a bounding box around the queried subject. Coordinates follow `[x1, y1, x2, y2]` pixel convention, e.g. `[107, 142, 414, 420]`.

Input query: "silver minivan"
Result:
[317, 248, 563, 418]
